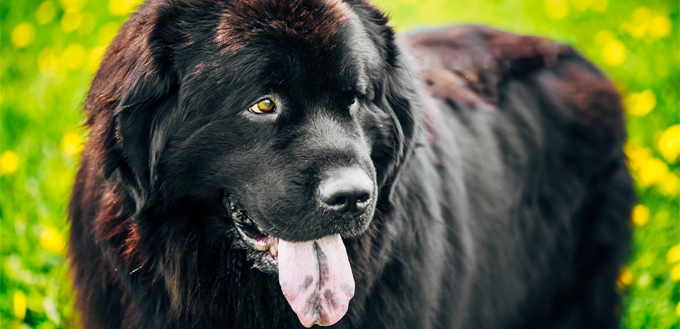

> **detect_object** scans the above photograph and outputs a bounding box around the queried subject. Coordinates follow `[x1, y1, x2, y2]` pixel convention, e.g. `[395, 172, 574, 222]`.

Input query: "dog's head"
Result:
[85, 0, 419, 326]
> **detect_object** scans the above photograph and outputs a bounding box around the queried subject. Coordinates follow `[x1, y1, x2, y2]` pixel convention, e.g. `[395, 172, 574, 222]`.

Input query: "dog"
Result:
[69, 0, 635, 328]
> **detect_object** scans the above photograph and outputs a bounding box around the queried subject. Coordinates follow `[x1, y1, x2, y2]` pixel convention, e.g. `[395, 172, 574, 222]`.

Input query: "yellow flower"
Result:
[659, 173, 679, 198]
[649, 15, 671, 39]
[11, 23, 35, 48]
[672, 264, 680, 281]
[628, 7, 652, 39]
[545, 0, 569, 20]
[61, 131, 84, 156]
[38, 48, 60, 77]
[657, 124, 680, 163]
[89, 46, 107, 72]
[98, 22, 121, 45]
[36, 1, 57, 25]
[60, 0, 86, 11]
[61, 10, 82, 32]
[62, 44, 86, 70]
[40, 226, 65, 254]
[591, 0, 607, 12]
[668, 244, 680, 263]
[0, 151, 19, 175]
[636, 157, 669, 187]
[601, 39, 626, 66]
[13, 291, 27, 319]
[677, 301, 680, 317]
[617, 267, 633, 288]
[626, 90, 656, 117]
[109, 0, 143, 16]
[78, 12, 96, 36]
[570, 0, 592, 11]
[594, 30, 615, 47]
[631, 204, 650, 227]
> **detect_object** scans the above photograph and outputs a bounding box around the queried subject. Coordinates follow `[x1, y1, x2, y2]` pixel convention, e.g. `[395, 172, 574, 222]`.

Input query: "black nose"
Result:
[318, 167, 373, 217]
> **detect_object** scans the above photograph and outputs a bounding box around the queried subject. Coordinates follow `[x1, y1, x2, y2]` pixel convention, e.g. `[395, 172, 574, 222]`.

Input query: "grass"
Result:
[1, 0, 678, 328]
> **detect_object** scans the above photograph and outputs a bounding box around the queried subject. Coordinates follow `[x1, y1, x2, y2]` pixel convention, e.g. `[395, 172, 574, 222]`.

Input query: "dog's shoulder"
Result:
[404, 25, 626, 145]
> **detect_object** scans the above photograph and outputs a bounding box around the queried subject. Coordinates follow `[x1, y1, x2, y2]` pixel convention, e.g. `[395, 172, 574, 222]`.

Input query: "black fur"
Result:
[69, 0, 634, 328]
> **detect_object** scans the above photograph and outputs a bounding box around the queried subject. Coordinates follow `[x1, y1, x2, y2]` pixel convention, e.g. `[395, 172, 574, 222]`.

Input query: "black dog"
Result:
[69, 0, 634, 328]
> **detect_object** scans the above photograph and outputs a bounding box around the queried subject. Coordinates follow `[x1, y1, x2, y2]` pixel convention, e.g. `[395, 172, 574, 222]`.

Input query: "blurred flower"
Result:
[657, 124, 680, 163]
[570, 0, 592, 11]
[544, 0, 569, 20]
[61, 10, 82, 32]
[40, 226, 65, 254]
[88, 46, 106, 72]
[631, 204, 650, 227]
[11, 23, 36, 49]
[38, 48, 61, 77]
[13, 291, 27, 320]
[62, 44, 86, 70]
[636, 157, 669, 188]
[109, 0, 143, 16]
[629, 7, 652, 39]
[659, 173, 679, 198]
[0, 150, 19, 175]
[677, 301, 680, 317]
[621, 8, 671, 40]
[60, 0, 86, 11]
[61, 131, 84, 156]
[672, 264, 680, 281]
[590, 0, 607, 12]
[636, 272, 651, 287]
[36, 1, 57, 25]
[593, 30, 615, 47]
[648, 14, 671, 39]
[78, 12, 96, 36]
[625, 90, 656, 116]
[98, 22, 121, 45]
[668, 244, 680, 263]
[601, 39, 626, 66]
[617, 266, 633, 288]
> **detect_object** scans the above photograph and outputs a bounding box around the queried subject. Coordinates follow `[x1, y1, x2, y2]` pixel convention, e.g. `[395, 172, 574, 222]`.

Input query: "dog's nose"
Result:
[319, 167, 373, 217]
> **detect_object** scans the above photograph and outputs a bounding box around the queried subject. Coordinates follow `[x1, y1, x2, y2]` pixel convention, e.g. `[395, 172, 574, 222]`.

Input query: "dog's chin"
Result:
[223, 193, 373, 275]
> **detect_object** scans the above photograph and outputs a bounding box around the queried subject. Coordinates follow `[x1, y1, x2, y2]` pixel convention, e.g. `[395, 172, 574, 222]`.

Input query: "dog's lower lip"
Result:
[225, 194, 280, 261]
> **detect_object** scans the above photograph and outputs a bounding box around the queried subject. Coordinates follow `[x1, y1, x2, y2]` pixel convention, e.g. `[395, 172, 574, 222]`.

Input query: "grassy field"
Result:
[1, 0, 678, 328]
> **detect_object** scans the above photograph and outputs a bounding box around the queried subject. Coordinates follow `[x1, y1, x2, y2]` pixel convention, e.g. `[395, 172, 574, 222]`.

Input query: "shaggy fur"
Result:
[69, 0, 634, 328]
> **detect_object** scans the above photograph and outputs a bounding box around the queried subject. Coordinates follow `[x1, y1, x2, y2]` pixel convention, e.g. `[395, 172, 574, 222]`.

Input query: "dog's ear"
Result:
[376, 53, 421, 207]
[84, 3, 179, 208]
[350, 1, 422, 207]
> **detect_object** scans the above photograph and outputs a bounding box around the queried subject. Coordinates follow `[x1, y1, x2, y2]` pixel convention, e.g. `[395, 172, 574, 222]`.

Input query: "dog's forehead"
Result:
[215, 0, 353, 55]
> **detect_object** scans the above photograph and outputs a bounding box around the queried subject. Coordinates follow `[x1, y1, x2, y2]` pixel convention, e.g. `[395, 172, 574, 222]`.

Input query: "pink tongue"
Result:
[278, 234, 355, 327]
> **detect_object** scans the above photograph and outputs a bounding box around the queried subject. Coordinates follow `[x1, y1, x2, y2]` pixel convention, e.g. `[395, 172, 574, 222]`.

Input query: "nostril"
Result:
[327, 195, 348, 208]
[318, 167, 373, 216]
[357, 193, 370, 204]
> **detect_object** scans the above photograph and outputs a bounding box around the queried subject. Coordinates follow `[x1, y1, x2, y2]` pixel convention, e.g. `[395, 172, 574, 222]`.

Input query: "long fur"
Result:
[69, 1, 634, 328]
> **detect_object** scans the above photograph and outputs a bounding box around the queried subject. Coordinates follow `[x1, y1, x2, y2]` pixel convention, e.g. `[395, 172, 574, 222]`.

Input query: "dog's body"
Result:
[69, 1, 634, 328]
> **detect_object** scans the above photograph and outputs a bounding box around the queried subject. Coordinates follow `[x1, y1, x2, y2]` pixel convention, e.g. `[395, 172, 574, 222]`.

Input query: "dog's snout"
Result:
[319, 167, 373, 216]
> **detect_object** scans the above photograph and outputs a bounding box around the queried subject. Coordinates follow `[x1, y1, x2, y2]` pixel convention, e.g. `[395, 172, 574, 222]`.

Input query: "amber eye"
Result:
[249, 98, 276, 114]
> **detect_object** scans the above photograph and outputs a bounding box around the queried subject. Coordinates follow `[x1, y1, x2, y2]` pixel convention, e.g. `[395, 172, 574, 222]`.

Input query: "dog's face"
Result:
[87, 0, 417, 326]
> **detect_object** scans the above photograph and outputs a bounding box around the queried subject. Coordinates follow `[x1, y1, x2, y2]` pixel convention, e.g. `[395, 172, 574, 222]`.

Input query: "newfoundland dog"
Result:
[69, 0, 634, 328]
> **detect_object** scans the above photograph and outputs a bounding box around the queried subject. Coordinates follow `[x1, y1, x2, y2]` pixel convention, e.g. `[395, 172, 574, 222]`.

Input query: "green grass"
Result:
[1, 0, 678, 328]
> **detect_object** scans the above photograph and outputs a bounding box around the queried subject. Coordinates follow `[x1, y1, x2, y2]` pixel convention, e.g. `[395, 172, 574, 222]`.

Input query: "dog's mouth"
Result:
[225, 194, 280, 264]
[224, 194, 355, 327]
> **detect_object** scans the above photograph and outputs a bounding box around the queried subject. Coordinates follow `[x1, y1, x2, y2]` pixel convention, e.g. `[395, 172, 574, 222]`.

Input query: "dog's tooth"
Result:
[270, 239, 279, 257]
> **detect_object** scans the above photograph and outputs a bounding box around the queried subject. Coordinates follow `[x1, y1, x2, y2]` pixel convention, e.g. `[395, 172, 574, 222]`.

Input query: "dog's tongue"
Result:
[278, 234, 355, 327]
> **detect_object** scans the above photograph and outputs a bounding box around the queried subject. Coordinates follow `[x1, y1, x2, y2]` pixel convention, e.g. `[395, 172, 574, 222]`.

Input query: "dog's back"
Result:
[387, 25, 634, 328]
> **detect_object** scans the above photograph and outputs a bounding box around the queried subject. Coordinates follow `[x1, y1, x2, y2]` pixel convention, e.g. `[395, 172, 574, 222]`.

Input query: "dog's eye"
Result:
[249, 98, 276, 114]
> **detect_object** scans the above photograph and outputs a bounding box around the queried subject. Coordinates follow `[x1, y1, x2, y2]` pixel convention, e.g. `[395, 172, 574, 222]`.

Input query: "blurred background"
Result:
[0, 0, 677, 328]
